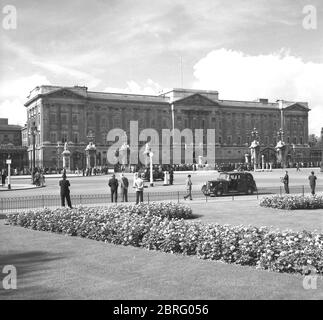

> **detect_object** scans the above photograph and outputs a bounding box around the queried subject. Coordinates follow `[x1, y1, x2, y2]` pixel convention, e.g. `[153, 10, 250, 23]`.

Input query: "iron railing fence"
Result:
[1, 185, 322, 214]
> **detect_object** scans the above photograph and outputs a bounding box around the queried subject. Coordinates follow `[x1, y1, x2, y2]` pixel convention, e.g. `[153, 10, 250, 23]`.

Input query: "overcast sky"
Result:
[0, 0, 322, 135]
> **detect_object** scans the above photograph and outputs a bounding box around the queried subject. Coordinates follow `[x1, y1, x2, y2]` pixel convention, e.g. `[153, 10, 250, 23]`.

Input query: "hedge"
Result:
[260, 195, 323, 210]
[6, 203, 323, 275]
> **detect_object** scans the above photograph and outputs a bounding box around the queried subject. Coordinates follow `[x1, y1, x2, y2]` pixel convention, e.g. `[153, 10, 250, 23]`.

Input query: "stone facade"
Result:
[24, 86, 311, 169]
[0, 118, 28, 170]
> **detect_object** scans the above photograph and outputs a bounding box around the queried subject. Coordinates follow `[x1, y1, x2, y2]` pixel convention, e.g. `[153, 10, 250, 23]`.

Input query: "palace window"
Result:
[50, 113, 57, 123]
[73, 132, 79, 144]
[300, 137, 303, 145]
[88, 116, 94, 125]
[227, 136, 232, 145]
[293, 137, 297, 144]
[61, 132, 68, 143]
[101, 118, 107, 128]
[50, 132, 57, 143]
[218, 136, 222, 144]
[61, 113, 68, 124]
[72, 114, 78, 125]
[237, 136, 242, 145]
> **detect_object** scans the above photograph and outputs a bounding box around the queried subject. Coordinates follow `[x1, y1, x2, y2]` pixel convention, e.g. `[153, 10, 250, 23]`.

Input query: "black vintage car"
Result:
[201, 172, 257, 196]
[141, 167, 165, 181]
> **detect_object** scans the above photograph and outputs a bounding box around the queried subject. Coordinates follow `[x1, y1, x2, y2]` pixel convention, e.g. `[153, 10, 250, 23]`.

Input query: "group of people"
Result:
[106, 173, 147, 204]
[281, 170, 318, 195]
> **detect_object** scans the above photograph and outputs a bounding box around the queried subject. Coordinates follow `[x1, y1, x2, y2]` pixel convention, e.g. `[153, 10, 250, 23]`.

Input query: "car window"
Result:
[219, 173, 229, 180]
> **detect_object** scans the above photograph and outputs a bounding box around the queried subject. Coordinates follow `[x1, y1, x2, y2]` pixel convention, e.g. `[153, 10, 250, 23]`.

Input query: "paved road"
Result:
[1, 167, 322, 198]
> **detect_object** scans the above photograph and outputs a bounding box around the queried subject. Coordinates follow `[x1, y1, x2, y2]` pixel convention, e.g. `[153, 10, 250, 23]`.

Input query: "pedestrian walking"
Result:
[1, 170, 6, 187]
[134, 173, 144, 204]
[281, 170, 289, 194]
[59, 174, 73, 208]
[108, 174, 119, 202]
[296, 163, 301, 172]
[184, 174, 193, 200]
[120, 173, 129, 202]
[169, 168, 174, 185]
[308, 171, 317, 195]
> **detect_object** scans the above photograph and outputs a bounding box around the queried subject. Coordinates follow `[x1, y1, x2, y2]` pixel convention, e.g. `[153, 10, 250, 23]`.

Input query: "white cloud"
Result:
[193, 48, 323, 135]
[31, 61, 101, 88]
[105, 79, 165, 95]
[0, 99, 28, 126]
[0, 74, 51, 126]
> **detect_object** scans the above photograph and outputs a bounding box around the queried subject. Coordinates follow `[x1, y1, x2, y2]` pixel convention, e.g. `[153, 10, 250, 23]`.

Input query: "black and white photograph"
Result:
[0, 0, 322, 304]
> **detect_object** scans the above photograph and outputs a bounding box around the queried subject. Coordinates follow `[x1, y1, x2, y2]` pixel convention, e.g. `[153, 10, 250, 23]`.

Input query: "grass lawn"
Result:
[1, 215, 322, 300]
[188, 200, 323, 232]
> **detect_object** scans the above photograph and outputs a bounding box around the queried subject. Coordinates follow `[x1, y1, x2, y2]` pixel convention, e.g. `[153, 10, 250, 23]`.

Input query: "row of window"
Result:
[48, 113, 169, 129]
[219, 136, 304, 145]
[50, 132, 79, 144]
[48, 131, 305, 146]
[50, 113, 79, 125]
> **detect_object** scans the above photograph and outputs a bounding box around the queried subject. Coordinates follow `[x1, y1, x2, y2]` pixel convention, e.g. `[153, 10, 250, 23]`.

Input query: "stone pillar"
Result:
[62, 143, 71, 173]
[85, 142, 97, 169]
[275, 141, 286, 168]
[249, 140, 260, 171]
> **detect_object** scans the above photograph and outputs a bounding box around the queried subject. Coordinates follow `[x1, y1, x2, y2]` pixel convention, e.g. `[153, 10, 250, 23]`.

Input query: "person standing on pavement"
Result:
[169, 168, 174, 185]
[120, 173, 129, 202]
[108, 174, 119, 202]
[134, 173, 145, 204]
[282, 170, 289, 194]
[308, 171, 317, 195]
[1, 170, 6, 187]
[59, 174, 73, 208]
[184, 174, 193, 200]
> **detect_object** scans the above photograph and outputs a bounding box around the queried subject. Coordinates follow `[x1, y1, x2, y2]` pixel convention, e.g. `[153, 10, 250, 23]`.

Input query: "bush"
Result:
[6, 204, 323, 275]
[260, 195, 323, 210]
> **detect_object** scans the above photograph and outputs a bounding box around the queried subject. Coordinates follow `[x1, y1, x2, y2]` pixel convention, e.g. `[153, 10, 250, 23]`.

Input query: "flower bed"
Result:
[6, 204, 323, 275]
[260, 195, 323, 210]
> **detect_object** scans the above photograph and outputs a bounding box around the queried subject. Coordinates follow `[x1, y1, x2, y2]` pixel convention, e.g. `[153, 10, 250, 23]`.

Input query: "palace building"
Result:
[24, 85, 311, 170]
[0, 118, 28, 171]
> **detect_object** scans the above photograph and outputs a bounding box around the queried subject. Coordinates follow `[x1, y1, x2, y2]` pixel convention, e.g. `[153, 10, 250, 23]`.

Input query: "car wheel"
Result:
[216, 189, 223, 196]
[246, 187, 254, 195]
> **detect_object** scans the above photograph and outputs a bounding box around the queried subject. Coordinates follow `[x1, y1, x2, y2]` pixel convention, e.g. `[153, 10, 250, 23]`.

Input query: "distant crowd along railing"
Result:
[1, 185, 322, 213]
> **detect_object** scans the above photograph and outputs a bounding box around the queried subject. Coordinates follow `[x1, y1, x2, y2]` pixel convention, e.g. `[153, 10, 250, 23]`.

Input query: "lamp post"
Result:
[119, 142, 130, 169]
[56, 142, 62, 171]
[149, 151, 154, 187]
[6, 155, 11, 190]
[275, 128, 286, 168]
[29, 121, 38, 182]
[249, 128, 260, 171]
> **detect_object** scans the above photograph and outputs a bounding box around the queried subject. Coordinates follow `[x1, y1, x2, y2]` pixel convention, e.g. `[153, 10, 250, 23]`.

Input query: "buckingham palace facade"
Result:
[23, 85, 311, 170]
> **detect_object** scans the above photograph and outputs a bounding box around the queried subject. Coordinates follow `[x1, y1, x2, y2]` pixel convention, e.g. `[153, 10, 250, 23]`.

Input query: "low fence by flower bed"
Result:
[260, 195, 323, 210]
[6, 203, 323, 275]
